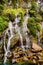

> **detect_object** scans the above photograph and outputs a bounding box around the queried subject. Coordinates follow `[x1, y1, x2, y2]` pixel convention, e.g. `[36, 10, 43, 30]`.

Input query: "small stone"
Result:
[33, 59, 36, 63]
[38, 60, 43, 63]
[23, 56, 28, 61]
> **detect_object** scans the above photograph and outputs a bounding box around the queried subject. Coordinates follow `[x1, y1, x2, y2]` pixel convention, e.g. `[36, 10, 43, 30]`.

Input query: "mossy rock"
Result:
[10, 34, 19, 49]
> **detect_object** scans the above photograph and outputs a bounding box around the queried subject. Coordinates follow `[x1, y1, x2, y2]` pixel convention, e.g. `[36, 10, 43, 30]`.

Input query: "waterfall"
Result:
[4, 21, 13, 63]
[15, 16, 25, 50]
[36, 31, 41, 45]
[4, 29, 8, 53]
[7, 21, 13, 50]
[22, 10, 30, 48]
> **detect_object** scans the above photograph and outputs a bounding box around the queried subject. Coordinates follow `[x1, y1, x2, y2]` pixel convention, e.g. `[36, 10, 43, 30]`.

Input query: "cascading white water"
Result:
[36, 31, 40, 45]
[22, 10, 30, 48]
[4, 29, 8, 63]
[7, 21, 13, 50]
[4, 29, 8, 53]
[4, 21, 13, 63]
[37, 0, 40, 5]
[15, 16, 25, 50]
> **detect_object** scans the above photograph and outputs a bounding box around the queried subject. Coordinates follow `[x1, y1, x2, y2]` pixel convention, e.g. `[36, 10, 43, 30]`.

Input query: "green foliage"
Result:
[29, 10, 42, 22]
[36, 23, 42, 31]
[0, 4, 4, 14]
[28, 2, 42, 37]
[41, 9, 43, 13]
[0, 0, 5, 4]
[0, 16, 8, 32]
[31, 2, 38, 11]
[12, 0, 23, 7]
[12, 0, 21, 7]
[12, 0, 17, 7]
[4, 8, 24, 15]
[34, 14, 42, 22]
[3, 8, 25, 21]
[27, 17, 37, 37]
[29, 10, 36, 17]
[18, 12, 24, 26]
[27, 17, 42, 37]
[0, 0, 42, 38]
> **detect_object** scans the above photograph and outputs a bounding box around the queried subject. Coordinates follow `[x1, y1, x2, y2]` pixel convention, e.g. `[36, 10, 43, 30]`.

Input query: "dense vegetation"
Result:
[0, 0, 43, 37]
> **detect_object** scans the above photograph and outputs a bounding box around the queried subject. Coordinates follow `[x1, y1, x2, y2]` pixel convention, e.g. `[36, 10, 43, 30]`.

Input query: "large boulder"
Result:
[10, 34, 19, 49]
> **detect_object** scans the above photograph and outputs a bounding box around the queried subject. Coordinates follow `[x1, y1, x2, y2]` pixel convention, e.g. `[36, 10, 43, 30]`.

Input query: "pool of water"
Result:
[0, 62, 38, 65]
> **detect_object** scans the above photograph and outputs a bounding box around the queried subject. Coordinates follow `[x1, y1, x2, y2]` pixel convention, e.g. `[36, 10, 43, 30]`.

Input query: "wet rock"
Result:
[12, 48, 25, 59]
[0, 33, 3, 38]
[14, 47, 23, 53]
[32, 43, 42, 52]
[0, 44, 4, 54]
[38, 52, 43, 57]
[20, 1, 30, 8]
[10, 34, 19, 48]
[38, 60, 43, 63]
[0, 54, 4, 60]
[25, 50, 33, 57]
[33, 59, 36, 63]
[0, 50, 4, 54]
[0, 44, 4, 63]
[37, 53, 43, 60]
[0, 43, 4, 61]
[0, 47, 3, 52]
[13, 53, 20, 59]
[7, 52, 12, 59]
[33, 56, 37, 60]
[23, 56, 28, 61]
[12, 59, 16, 63]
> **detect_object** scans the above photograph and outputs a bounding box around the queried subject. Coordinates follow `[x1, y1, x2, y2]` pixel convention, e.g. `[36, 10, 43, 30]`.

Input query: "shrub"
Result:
[0, 16, 8, 32]
[27, 17, 42, 37]
[31, 2, 38, 11]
